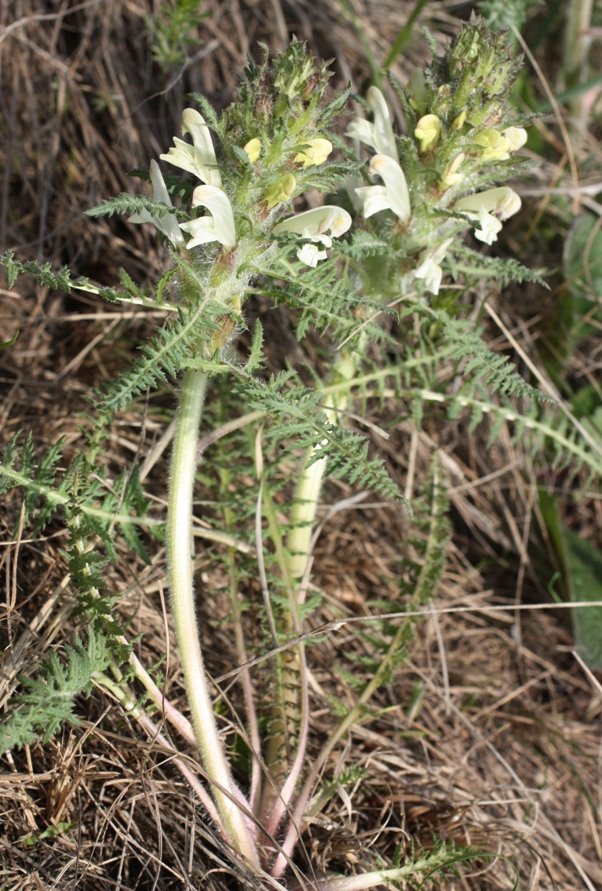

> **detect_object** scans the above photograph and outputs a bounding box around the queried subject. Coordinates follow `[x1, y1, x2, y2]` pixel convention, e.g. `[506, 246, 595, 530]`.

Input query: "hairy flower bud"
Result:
[440, 153, 465, 188]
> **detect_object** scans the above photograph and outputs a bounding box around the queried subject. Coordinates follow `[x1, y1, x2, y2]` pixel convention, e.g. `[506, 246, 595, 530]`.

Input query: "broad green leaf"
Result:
[538, 489, 602, 668]
[563, 213, 602, 343]
[561, 526, 602, 670]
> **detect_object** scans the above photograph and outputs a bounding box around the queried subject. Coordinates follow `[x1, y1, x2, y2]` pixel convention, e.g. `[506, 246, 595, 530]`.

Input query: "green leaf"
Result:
[0, 330, 19, 350]
[563, 213, 602, 343]
[561, 527, 602, 670]
[540, 488, 602, 669]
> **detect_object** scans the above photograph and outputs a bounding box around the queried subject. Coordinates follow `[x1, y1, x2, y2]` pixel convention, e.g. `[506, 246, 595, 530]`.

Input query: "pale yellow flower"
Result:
[346, 86, 399, 162]
[414, 238, 454, 295]
[129, 160, 185, 247]
[454, 187, 521, 244]
[160, 108, 222, 187]
[440, 153, 465, 188]
[265, 173, 296, 209]
[273, 205, 352, 267]
[354, 154, 411, 224]
[415, 114, 441, 152]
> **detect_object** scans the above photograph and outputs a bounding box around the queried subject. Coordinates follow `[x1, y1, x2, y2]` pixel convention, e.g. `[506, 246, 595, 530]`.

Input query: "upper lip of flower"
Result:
[160, 108, 222, 188]
[129, 159, 184, 247]
[273, 205, 352, 239]
[346, 86, 399, 162]
[179, 185, 236, 250]
[354, 154, 411, 224]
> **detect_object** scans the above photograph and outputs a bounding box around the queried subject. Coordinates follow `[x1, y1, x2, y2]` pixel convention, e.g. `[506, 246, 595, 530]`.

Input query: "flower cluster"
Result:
[346, 15, 528, 295]
[130, 88, 349, 266]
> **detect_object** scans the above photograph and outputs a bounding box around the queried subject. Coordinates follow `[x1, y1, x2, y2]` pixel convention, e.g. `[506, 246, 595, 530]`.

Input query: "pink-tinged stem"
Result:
[168, 367, 258, 867]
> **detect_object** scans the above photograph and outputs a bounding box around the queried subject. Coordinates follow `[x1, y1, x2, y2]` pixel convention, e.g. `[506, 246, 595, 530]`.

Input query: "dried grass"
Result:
[1, 1, 602, 889]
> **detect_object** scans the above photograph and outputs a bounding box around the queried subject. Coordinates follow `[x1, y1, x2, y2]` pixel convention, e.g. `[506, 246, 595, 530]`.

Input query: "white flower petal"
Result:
[415, 257, 443, 294]
[129, 209, 154, 225]
[180, 217, 220, 249]
[354, 184, 393, 218]
[454, 188, 521, 244]
[297, 243, 328, 267]
[367, 154, 411, 223]
[149, 159, 171, 206]
[366, 86, 399, 162]
[414, 238, 453, 295]
[474, 208, 503, 244]
[502, 126, 528, 152]
[179, 185, 236, 250]
[182, 110, 217, 165]
[129, 159, 184, 247]
[160, 108, 222, 187]
[455, 187, 521, 219]
[273, 205, 350, 267]
[346, 118, 378, 152]
[346, 88, 399, 162]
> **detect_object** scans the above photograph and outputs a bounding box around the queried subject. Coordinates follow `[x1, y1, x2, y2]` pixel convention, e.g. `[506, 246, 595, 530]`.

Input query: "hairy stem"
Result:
[168, 367, 258, 867]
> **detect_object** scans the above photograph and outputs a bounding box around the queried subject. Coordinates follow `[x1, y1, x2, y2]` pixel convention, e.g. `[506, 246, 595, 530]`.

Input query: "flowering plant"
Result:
[1, 20, 577, 891]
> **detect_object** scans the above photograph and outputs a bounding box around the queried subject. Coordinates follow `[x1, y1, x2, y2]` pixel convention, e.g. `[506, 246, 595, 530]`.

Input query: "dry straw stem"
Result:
[2, 2, 602, 890]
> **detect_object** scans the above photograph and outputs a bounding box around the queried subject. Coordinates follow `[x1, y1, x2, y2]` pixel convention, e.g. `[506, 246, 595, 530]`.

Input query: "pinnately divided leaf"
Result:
[243, 373, 403, 501]
[0, 630, 114, 754]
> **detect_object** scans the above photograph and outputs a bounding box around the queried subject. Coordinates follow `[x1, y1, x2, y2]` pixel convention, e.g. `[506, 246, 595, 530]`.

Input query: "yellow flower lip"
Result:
[415, 114, 441, 152]
[474, 128, 511, 161]
[243, 138, 261, 163]
[264, 173, 297, 209]
[294, 138, 333, 168]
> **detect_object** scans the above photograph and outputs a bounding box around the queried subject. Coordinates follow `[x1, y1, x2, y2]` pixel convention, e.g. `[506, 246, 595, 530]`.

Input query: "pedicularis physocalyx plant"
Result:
[6, 17, 597, 890]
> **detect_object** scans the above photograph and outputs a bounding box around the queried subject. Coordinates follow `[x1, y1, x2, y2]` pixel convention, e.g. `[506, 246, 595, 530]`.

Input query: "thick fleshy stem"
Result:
[168, 367, 259, 867]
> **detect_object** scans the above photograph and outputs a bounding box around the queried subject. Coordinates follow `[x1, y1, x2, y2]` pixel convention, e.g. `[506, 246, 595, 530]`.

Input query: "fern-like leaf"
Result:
[243, 373, 403, 501]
